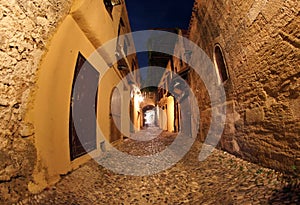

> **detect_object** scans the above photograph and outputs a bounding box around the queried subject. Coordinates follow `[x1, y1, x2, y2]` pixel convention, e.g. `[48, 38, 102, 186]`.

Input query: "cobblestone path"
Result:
[18, 127, 299, 204]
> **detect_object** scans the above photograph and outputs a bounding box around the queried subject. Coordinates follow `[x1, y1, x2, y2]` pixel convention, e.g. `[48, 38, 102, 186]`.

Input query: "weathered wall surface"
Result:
[0, 0, 72, 202]
[189, 0, 300, 175]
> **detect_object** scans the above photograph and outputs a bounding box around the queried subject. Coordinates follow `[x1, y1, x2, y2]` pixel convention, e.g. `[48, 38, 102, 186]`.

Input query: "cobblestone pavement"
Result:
[17, 127, 299, 205]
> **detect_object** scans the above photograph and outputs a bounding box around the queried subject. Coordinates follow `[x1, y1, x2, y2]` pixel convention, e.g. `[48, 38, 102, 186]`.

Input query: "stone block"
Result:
[19, 123, 34, 138]
[245, 107, 265, 124]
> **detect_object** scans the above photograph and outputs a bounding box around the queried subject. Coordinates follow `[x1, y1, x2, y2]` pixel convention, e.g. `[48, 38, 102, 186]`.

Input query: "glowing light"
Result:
[144, 110, 155, 125]
[137, 94, 144, 103]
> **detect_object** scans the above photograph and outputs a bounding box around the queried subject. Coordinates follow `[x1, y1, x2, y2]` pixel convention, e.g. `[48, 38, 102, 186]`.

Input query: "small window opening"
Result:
[214, 44, 229, 83]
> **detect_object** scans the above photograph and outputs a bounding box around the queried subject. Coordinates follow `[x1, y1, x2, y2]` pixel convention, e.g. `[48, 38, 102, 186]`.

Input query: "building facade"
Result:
[0, 0, 139, 202]
[188, 0, 299, 175]
[157, 29, 191, 133]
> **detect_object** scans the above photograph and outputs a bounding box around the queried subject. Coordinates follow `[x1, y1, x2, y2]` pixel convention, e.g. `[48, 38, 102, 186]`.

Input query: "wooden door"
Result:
[69, 52, 99, 160]
[110, 88, 122, 142]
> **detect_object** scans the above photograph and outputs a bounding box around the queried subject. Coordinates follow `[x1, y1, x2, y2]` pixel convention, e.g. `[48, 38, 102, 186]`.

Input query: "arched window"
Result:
[213, 44, 229, 84]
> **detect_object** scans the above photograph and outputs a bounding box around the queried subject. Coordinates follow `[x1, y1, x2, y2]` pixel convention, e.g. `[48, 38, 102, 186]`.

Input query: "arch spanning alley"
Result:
[142, 105, 156, 113]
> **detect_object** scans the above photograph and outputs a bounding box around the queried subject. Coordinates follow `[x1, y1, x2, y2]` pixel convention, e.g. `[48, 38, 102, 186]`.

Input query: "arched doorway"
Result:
[110, 87, 122, 143]
[69, 52, 99, 160]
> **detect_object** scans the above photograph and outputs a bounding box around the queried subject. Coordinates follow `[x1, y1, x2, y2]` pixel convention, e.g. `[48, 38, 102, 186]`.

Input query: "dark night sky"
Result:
[125, 0, 195, 79]
[125, 0, 195, 31]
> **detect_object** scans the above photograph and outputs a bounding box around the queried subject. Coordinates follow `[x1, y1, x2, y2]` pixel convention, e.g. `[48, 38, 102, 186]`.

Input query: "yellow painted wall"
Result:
[97, 68, 123, 141]
[134, 95, 141, 131]
[32, 0, 137, 191]
[34, 16, 100, 187]
[167, 96, 175, 132]
[157, 96, 175, 132]
[71, 0, 121, 48]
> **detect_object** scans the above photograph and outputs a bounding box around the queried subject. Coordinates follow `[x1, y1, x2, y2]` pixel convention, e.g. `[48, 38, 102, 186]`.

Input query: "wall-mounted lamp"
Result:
[104, 0, 121, 9]
[111, 0, 121, 6]
[184, 50, 192, 63]
[136, 94, 144, 103]
[170, 78, 188, 103]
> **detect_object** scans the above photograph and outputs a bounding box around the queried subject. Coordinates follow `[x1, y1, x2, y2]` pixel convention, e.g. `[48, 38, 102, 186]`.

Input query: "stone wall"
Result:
[0, 0, 72, 202]
[188, 0, 300, 175]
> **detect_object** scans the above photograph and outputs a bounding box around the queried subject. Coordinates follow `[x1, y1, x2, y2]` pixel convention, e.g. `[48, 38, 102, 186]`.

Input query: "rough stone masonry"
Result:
[0, 0, 72, 202]
[0, 0, 299, 203]
[188, 0, 299, 176]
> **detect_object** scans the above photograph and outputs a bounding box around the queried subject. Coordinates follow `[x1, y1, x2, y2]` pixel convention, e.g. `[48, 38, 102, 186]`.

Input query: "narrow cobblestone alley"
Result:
[18, 127, 299, 205]
[1, 0, 299, 204]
